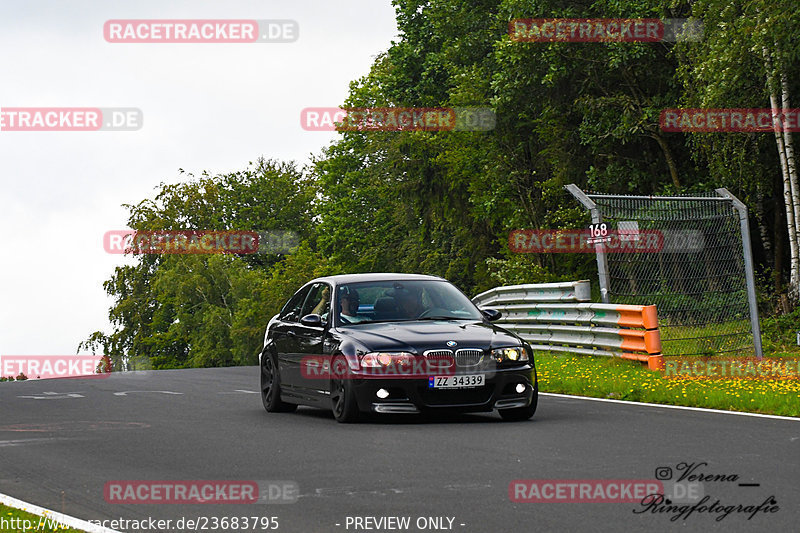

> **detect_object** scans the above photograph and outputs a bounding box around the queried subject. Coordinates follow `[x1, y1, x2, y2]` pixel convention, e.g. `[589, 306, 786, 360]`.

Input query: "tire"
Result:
[330, 355, 360, 423]
[260, 351, 297, 413]
[498, 383, 538, 421]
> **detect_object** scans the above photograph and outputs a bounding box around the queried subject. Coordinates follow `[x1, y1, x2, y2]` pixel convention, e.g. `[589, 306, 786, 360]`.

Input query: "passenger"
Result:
[394, 288, 423, 319]
[311, 285, 331, 319]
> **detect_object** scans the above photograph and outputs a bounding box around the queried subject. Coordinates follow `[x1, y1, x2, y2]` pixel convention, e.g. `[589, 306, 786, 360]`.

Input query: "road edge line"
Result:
[540, 392, 800, 421]
[0, 491, 122, 533]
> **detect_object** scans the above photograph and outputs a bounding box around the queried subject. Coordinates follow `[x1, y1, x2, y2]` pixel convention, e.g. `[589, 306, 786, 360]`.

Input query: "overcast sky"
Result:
[0, 1, 398, 355]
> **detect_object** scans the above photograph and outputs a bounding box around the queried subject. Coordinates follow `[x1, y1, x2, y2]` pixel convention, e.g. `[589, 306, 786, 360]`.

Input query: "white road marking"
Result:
[0, 438, 74, 447]
[17, 392, 84, 400]
[112, 390, 183, 396]
[0, 491, 121, 533]
[301, 484, 483, 500]
[541, 392, 800, 421]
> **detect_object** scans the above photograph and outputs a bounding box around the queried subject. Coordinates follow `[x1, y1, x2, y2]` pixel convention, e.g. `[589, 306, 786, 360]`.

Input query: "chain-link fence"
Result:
[566, 185, 762, 357]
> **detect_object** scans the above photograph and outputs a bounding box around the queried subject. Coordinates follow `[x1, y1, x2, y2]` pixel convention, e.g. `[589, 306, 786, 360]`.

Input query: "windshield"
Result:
[335, 279, 483, 325]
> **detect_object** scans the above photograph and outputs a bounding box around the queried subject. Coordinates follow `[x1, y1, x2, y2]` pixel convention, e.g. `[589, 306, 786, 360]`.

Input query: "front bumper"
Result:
[348, 365, 536, 414]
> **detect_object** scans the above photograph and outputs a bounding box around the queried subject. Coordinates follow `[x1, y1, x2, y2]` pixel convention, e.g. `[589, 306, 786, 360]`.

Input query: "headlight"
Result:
[360, 352, 414, 367]
[491, 347, 528, 363]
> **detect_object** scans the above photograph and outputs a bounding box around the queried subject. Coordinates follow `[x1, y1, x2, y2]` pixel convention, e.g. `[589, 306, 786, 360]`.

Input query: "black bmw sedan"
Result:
[259, 273, 537, 423]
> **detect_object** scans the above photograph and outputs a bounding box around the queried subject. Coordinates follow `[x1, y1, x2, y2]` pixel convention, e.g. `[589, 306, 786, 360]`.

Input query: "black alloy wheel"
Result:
[261, 351, 297, 413]
[330, 355, 360, 423]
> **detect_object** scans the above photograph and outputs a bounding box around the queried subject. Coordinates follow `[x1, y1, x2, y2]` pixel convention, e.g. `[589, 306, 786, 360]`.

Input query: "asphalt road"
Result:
[0, 367, 798, 533]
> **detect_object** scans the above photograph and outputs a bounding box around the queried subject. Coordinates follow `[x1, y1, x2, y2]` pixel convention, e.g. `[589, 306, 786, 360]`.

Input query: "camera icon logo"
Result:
[655, 467, 673, 480]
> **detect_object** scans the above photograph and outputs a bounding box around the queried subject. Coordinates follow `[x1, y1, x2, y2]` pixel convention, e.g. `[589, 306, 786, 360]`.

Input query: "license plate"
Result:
[428, 374, 485, 389]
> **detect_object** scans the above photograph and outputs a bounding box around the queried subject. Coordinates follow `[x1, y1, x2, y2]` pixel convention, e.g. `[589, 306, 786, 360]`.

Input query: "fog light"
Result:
[515, 383, 526, 394]
[376, 388, 389, 399]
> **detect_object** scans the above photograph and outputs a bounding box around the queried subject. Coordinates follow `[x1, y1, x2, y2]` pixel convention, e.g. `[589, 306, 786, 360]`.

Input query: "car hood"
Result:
[337, 320, 523, 353]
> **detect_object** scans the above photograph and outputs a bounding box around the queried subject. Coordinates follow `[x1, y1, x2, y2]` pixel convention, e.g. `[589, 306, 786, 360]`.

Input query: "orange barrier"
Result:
[474, 284, 664, 369]
[617, 305, 662, 369]
[616, 304, 659, 330]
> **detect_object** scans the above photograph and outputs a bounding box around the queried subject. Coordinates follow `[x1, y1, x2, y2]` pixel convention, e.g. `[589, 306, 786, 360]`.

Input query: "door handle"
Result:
[287, 330, 297, 337]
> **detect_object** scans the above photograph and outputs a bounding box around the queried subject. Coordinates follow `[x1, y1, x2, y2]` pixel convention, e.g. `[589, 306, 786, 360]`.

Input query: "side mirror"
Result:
[481, 308, 502, 322]
[300, 314, 323, 327]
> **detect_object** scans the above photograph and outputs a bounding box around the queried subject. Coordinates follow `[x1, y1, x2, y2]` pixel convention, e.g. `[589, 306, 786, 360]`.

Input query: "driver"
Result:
[339, 286, 367, 324]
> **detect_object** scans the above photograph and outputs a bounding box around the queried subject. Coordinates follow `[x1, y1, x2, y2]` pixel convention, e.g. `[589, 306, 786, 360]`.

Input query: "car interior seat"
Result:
[373, 297, 400, 320]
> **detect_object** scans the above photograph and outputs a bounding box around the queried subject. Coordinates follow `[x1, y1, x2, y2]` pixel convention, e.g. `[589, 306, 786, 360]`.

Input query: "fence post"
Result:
[716, 188, 764, 359]
[566, 184, 610, 303]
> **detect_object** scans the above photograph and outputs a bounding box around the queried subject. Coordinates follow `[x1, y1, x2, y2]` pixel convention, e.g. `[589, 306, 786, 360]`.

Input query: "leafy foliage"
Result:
[85, 0, 798, 368]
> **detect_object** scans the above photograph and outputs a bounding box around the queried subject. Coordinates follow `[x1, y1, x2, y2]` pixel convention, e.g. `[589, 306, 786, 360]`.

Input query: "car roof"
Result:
[308, 273, 447, 286]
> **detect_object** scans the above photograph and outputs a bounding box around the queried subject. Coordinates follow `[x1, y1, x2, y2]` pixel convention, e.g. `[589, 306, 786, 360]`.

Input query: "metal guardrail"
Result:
[473, 283, 663, 369]
[472, 280, 592, 306]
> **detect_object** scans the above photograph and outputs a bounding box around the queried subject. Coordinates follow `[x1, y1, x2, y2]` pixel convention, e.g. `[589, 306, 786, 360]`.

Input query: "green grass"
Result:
[536, 352, 800, 417]
[0, 505, 87, 532]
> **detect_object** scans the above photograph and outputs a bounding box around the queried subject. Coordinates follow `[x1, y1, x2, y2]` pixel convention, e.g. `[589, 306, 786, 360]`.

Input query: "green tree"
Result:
[81, 159, 317, 369]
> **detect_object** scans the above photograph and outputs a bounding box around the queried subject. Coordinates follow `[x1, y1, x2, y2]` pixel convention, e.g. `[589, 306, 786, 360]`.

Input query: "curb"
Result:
[0, 492, 122, 533]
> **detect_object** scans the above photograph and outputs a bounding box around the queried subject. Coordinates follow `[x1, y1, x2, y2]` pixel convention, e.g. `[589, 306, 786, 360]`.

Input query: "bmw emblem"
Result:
[446, 341, 458, 347]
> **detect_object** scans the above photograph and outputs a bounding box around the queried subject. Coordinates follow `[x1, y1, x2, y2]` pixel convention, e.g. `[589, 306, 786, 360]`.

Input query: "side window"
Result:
[280, 285, 311, 323]
[301, 283, 331, 322]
